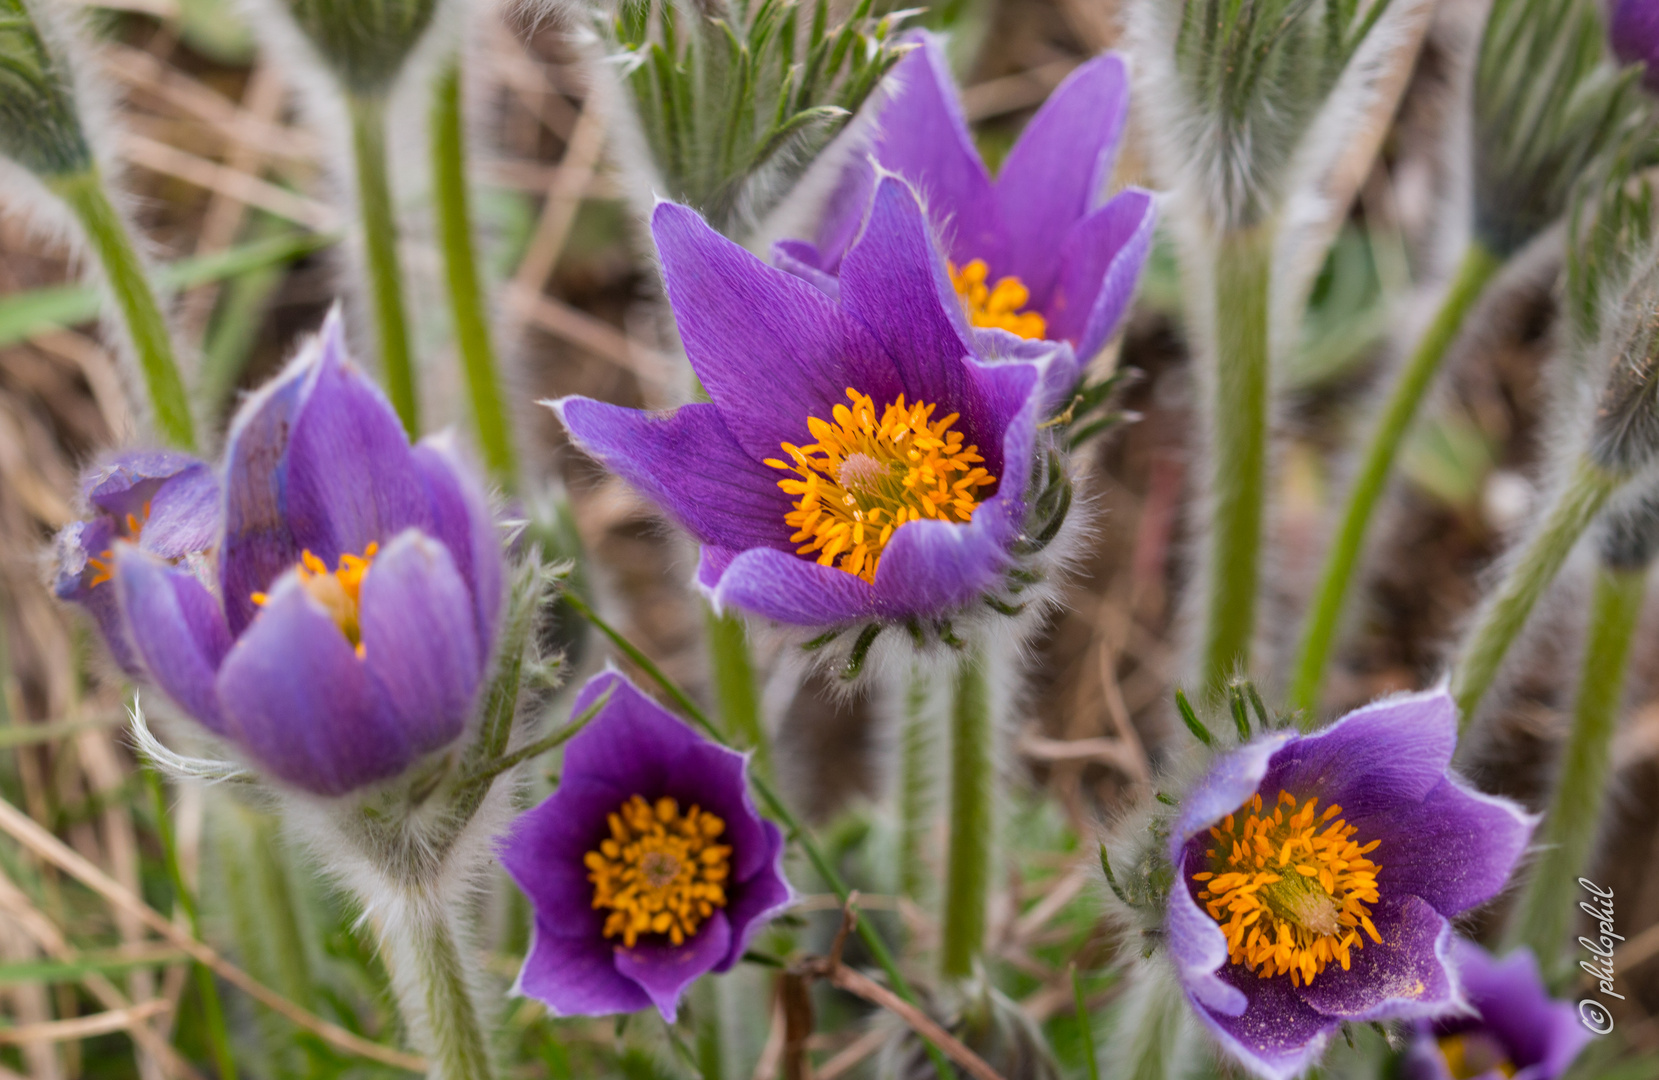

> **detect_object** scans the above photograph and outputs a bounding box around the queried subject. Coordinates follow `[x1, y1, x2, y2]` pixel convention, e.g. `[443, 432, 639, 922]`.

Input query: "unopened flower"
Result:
[267, 0, 441, 96]
[550, 178, 1072, 632]
[1163, 691, 1533, 1080]
[79, 311, 502, 796]
[1611, 0, 1659, 92]
[779, 34, 1155, 367]
[1400, 941, 1592, 1080]
[0, 0, 93, 178]
[500, 670, 791, 1022]
[52, 451, 218, 676]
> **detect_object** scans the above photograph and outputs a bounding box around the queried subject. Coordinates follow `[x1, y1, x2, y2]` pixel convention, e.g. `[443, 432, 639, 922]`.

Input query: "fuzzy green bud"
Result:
[1590, 258, 1659, 474]
[0, 0, 92, 177]
[278, 0, 441, 96]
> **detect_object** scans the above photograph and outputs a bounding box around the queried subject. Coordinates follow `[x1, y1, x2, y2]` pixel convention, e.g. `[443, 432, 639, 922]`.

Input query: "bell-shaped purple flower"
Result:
[500, 670, 792, 1023]
[53, 451, 219, 676]
[94, 311, 503, 797]
[1611, 1, 1659, 92]
[1166, 691, 1535, 1080]
[777, 33, 1156, 366]
[1400, 941, 1592, 1080]
[549, 178, 1071, 628]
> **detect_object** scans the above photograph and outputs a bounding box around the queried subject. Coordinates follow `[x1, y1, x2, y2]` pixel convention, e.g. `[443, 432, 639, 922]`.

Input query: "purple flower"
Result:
[81, 311, 503, 797]
[1611, 1, 1659, 92]
[550, 178, 1071, 627]
[777, 34, 1156, 366]
[500, 670, 791, 1022]
[53, 451, 219, 676]
[1401, 941, 1592, 1080]
[1166, 690, 1535, 1080]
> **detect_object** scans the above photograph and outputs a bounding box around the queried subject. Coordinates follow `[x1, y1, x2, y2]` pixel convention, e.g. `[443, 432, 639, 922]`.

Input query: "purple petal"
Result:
[1046, 188, 1158, 361]
[995, 52, 1130, 303]
[1298, 895, 1459, 1021]
[515, 919, 651, 1018]
[699, 546, 877, 625]
[1612, 1, 1659, 92]
[866, 35, 1004, 269]
[560, 671, 720, 793]
[500, 775, 620, 941]
[215, 574, 409, 796]
[53, 520, 142, 675]
[772, 240, 841, 300]
[1360, 778, 1536, 918]
[83, 451, 218, 559]
[551, 397, 797, 552]
[358, 529, 481, 757]
[1448, 942, 1592, 1080]
[614, 912, 732, 1022]
[281, 316, 432, 562]
[113, 546, 231, 732]
[1168, 846, 1249, 1017]
[870, 515, 1012, 619]
[652, 202, 903, 461]
[411, 434, 504, 655]
[1260, 690, 1457, 821]
[1194, 971, 1338, 1080]
[1169, 734, 1294, 860]
[718, 817, 792, 972]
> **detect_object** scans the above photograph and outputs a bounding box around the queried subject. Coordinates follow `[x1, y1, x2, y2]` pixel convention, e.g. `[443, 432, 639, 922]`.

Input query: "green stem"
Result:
[897, 662, 936, 905]
[348, 94, 418, 437]
[50, 171, 195, 450]
[1072, 965, 1100, 1080]
[396, 904, 494, 1080]
[704, 606, 769, 776]
[1504, 563, 1646, 978]
[1199, 225, 1274, 694]
[1113, 963, 1187, 1080]
[561, 592, 951, 1078]
[142, 768, 236, 1080]
[1289, 242, 1503, 720]
[940, 646, 993, 982]
[431, 58, 516, 486]
[1450, 457, 1623, 729]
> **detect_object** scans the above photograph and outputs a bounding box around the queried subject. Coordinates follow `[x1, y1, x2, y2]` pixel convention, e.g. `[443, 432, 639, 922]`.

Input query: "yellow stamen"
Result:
[252, 542, 379, 655]
[1437, 1033, 1518, 1080]
[1196, 789, 1383, 987]
[86, 502, 152, 588]
[765, 388, 997, 584]
[948, 259, 1048, 339]
[584, 795, 732, 949]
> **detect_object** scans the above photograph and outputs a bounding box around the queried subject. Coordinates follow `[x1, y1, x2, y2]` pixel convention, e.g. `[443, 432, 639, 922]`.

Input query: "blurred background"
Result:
[1, 0, 1657, 1075]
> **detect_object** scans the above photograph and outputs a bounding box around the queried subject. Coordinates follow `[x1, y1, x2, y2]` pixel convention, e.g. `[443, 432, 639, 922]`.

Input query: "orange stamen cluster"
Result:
[1192, 789, 1383, 988]
[949, 259, 1048, 339]
[585, 795, 732, 948]
[86, 502, 151, 588]
[765, 389, 996, 583]
[252, 542, 378, 655]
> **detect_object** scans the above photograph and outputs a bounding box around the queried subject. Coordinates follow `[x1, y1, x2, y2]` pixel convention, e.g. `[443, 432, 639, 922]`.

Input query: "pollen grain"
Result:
[585, 795, 732, 948]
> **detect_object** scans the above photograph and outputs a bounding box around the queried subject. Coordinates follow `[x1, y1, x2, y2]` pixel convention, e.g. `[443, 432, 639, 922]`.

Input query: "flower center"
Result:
[251, 542, 378, 654]
[1437, 1033, 1518, 1080]
[584, 794, 732, 948]
[764, 389, 997, 583]
[1192, 789, 1383, 988]
[949, 259, 1048, 339]
[86, 501, 151, 588]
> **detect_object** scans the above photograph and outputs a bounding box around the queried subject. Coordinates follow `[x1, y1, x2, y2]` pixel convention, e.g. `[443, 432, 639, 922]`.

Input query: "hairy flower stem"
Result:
[1290, 242, 1503, 720]
[348, 94, 418, 437]
[940, 645, 993, 982]
[1199, 225, 1274, 694]
[386, 900, 494, 1080]
[898, 662, 937, 905]
[1110, 963, 1188, 1080]
[1450, 457, 1623, 728]
[49, 170, 195, 450]
[1505, 563, 1646, 978]
[704, 606, 768, 775]
[431, 58, 516, 486]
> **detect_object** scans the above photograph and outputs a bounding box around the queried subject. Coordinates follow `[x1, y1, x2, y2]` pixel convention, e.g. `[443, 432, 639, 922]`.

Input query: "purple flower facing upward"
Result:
[1611, 1, 1659, 92]
[53, 451, 218, 676]
[1401, 941, 1592, 1080]
[64, 310, 503, 797]
[550, 177, 1073, 628]
[500, 670, 792, 1023]
[777, 34, 1156, 366]
[1166, 690, 1535, 1080]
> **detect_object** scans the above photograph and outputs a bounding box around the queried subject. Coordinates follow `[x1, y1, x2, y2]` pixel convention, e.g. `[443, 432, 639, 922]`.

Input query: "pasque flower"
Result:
[65, 311, 502, 796]
[1400, 941, 1592, 1080]
[1165, 691, 1534, 1080]
[776, 33, 1156, 367]
[550, 177, 1075, 628]
[500, 670, 791, 1022]
[53, 451, 219, 676]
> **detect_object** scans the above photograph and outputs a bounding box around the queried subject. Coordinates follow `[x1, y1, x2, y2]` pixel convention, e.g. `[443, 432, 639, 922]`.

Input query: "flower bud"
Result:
[265, 0, 441, 96]
[1589, 257, 1659, 473]
[0, 0, 93, 177]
